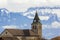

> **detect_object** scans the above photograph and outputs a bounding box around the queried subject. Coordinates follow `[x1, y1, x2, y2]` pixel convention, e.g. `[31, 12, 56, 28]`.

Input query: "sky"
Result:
[0, 0, 60, 12]
[0, 0, 60, 39]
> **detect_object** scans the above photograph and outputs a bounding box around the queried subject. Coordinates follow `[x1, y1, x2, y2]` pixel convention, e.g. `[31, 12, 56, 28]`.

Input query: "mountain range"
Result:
[0, 7, 60, 39]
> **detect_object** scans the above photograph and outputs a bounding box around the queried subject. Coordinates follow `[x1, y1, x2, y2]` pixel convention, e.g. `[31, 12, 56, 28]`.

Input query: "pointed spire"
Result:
[33, 11, 40, 22]
[34, 11, 39, 20]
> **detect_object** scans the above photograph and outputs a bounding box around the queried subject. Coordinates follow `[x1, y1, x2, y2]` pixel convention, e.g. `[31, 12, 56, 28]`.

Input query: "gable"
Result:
[0, 29, 13, 37]
[0, 29, 38, 37]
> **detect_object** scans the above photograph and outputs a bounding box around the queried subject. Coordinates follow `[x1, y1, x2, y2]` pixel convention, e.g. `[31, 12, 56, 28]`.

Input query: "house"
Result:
[0, 12, 42, 40]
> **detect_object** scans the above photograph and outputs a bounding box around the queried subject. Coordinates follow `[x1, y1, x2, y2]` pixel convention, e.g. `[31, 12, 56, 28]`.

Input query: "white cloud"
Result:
[22, 8, 60, 21]
[52, 9, 60, 17]
[10, 0, 29, 3]
[27, 15, 49, 20]
[51, 21, 60, 28]
[23, 13, 29, 16]
[0, 0, 7, 7]
[0, 0, 60, 20]
[23, 11, 36, 19]
[0, 0, 60, 12]
[38, 9, 60, 17]
[43, 21, 60, 29]
[47, 0, 60, 5]
[2, 25, 17, 29]
[27, 16, 34, 19]
[22, 10, 36, 16]
[39, 16, 49, 20]
[23, 10, 50, 20]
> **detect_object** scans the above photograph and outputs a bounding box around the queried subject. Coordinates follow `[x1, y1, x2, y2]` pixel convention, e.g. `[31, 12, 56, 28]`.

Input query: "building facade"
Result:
[0, 12, 42, 40]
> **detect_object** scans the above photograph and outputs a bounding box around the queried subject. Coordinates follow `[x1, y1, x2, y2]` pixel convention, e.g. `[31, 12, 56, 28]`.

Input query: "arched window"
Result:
[34, 26, 36, 29]
[6, 32, 7, 34]
[32, 26, 36, 29]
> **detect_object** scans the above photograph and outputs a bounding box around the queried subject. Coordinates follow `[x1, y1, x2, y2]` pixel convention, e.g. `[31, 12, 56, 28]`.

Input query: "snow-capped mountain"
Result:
[0, 7, 60, 39]
[0, 8, 60, 25]
[21, 7, 60, 24]
[0, 8, 9, 15]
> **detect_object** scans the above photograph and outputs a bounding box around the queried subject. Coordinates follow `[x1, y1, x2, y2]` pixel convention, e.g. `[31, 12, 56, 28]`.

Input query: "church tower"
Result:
[31, 12, 42, 39]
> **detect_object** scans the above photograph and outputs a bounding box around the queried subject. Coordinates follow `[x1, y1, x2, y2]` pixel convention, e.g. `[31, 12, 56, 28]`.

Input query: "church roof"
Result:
[5, 29, 38, 37]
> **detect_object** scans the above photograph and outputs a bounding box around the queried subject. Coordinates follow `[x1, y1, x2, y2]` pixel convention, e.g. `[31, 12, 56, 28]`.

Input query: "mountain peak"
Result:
[0, 8, 9, 14]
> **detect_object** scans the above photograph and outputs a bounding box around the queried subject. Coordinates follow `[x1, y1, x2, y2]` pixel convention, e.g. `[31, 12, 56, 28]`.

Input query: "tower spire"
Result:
[33, 11, 40, 22]
[31, 11, 42, 39]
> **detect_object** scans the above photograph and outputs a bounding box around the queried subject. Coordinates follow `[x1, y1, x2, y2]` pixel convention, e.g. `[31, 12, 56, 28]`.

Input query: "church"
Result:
[0, 12, 42, 40]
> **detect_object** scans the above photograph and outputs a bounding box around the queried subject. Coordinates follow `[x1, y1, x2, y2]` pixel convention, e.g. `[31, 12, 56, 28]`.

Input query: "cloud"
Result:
[0, 0, 60, 12]
[39, 16, 49, 20]
[10, 0, 29, 3]
[2, 25, 18, 29]
[42, 21, 60, 29]
[23, 11, 36, 16]
[0, 0, 7, 7]
[23, 11, 35, 19]
[52, 9, 60, 17]
[51, 21, 60, 28]
[23, 10, 50, 20]
[27, 16, 34, 19]
[22, 7, 60, 23]
[26, 15, 50, 20]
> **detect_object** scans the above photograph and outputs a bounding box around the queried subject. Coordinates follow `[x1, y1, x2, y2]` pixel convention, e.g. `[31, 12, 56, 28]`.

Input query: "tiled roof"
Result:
[5, 29, 38, 36]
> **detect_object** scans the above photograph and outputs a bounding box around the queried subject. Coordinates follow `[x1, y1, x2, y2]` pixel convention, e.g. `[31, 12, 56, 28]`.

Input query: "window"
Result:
[6, 32, 7, 34]
[34, 20, 36, 22]
[33, 26, 37, 29]
[34, 26, 36, 29]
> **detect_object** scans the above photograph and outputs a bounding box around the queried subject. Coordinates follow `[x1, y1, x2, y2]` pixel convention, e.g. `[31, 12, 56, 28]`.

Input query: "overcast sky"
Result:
[0, 0, 60, 12]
